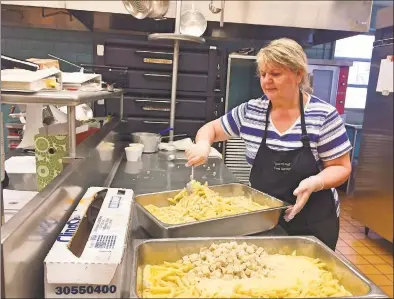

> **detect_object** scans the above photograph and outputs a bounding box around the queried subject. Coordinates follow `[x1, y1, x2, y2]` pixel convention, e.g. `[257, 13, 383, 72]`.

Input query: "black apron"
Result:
[249, 91, 339, 251]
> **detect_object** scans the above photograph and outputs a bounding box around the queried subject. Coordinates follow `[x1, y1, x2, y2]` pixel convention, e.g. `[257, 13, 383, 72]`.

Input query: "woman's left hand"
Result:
[284, 175, 324, 222]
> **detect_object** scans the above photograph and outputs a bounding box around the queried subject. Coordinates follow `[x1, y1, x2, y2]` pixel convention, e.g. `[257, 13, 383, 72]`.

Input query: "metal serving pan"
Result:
[130, 236, 388, 298]
[134, 183, 289, 238]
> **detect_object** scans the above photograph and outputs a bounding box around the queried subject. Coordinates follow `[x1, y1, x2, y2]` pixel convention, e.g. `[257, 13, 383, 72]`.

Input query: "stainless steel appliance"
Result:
[224, 53, 353, 184]
[351, 6, 393, 243]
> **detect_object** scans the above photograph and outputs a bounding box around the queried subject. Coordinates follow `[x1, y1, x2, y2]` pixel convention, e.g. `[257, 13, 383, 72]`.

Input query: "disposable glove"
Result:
[185, 140, 211, 167]
[284, 175, 324, 222]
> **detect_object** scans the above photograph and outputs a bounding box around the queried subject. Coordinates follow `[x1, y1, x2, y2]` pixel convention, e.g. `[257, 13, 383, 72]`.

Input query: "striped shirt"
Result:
[220, 95, 352, 215]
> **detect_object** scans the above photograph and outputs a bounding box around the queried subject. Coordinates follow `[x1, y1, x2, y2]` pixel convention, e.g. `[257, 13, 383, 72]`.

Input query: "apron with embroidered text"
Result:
[249, 91, 339, 250]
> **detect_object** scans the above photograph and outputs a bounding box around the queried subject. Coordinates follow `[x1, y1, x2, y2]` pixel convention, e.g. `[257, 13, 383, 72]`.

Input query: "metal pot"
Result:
[131, 132, 189, 153]
[149, 0, 170, 18]
[122, 0, 169, 19]
[131, 132, 161, 153]
[180, 2, 207, 37]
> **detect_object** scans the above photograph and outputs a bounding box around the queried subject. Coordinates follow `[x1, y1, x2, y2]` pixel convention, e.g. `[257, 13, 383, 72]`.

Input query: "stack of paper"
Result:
[1, 67, 61, 92]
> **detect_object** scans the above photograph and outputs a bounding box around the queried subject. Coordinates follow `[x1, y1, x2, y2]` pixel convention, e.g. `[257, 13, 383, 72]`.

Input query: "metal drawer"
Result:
[105, 46, 210, 73]
[106, 96, 207, 120]
[116, 117, 205, 136]
[128, 70, 208, 92]
[81, 64, 129, 88]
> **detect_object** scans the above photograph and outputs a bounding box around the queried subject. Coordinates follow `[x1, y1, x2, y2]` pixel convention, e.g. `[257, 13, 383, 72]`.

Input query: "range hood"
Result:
[1, 1, 373, 46]
[109, 16, 360, 46]
[108, 0, 373, 46]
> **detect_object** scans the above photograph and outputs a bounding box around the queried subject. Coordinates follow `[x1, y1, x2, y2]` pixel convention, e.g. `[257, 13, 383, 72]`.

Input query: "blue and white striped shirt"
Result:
[220, 95, 352, 215]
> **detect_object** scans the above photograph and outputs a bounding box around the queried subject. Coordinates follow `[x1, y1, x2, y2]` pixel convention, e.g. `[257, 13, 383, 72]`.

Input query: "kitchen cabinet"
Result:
[1, 1, 65, 8]
[64, 1, 129, 14]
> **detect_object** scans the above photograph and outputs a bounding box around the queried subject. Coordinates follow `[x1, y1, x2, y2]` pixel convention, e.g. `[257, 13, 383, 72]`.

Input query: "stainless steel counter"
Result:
[114, 151, 287, 297]
[111, 152, 237, 194]
[108, 151, 288, 240]
[1, 121, 286, 298]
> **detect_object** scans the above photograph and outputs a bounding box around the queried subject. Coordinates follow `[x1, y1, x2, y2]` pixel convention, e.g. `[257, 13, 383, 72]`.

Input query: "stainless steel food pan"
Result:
[134, 183, 288, 238]
[131, 236, 388, 298]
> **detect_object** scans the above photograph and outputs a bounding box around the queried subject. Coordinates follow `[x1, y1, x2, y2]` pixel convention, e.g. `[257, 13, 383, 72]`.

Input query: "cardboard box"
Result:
[26, 58, 60, 70]
[44, 187, 134, 298]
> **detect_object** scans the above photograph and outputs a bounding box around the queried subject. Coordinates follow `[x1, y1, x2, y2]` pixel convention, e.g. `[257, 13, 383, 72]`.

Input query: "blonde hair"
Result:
[256, 38, 312, 94]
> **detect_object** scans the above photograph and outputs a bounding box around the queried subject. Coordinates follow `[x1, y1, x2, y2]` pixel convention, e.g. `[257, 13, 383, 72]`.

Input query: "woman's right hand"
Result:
[185, 141, 211, 167]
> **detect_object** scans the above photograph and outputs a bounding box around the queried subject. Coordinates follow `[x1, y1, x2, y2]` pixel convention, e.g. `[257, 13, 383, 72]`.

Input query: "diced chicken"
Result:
[256, 247, 264, 256]
[201, 265, 210, 276]
[245, 245, 255, 254]
[209, 263, 217, 272]
[226, 265, 234, 274]
[212, 269, 222, 278]
[213, 249, 222, 257]
[229, 241, 237, 249]
[216, 259, 226, 268]
[179, 241, 273, 282]
[233, 265, 241, 274]
[189, 253, 199, 262]
[245, 268, 252, 277]
[209, 243, 218, 251]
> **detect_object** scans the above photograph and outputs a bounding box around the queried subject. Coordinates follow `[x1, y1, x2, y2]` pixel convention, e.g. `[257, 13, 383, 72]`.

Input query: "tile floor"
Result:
[336, 196, 393, 298]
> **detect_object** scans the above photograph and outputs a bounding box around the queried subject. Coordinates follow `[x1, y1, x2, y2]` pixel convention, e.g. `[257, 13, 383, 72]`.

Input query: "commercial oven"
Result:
[223, 53, 352, 184]
[87, 39, 227, 151]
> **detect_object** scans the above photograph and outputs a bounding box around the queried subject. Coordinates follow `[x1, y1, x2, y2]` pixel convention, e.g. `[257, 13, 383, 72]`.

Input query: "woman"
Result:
[185, 38, 352, 251]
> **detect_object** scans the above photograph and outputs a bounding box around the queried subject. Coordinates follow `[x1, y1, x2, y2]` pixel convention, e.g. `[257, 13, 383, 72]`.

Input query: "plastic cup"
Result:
[125, 144, 144, 162]
[97, 146, 114, 161]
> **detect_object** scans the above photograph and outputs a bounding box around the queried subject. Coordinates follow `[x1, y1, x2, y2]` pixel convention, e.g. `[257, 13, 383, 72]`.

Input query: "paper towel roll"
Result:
[17, 104, 43, 149]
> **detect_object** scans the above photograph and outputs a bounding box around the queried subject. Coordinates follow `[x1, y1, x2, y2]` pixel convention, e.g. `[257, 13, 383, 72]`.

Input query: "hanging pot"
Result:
[123, 0, 169, 19]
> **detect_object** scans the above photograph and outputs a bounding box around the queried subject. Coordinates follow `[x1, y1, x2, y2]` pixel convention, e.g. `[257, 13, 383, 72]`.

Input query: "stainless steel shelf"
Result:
[0, 88, 124, 158]
[148, 33, 205, 44]
[0, 89, 123, 106]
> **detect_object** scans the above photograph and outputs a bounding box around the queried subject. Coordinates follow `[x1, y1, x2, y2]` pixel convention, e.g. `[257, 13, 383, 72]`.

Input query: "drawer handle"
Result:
[143, 73, 171, 78]
[143, 120, 170, 124]
[135, 50, 174, 56]
[134, 99, 178, 104]
[142, 107, 170, 112]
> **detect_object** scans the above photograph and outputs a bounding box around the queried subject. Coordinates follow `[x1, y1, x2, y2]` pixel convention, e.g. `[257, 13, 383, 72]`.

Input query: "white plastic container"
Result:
[125, 144, 144, 162]
[97, 142, 114, 161]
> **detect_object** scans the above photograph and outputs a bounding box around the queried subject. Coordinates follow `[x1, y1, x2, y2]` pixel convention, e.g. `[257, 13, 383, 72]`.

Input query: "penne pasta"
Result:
[142, 241, 352, 298]
[144, 181, 270, 225]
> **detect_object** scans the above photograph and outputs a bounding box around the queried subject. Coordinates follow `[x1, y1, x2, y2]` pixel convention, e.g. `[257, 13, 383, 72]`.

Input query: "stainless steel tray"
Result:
[134, 183, 289, 238]
[131, 236, 388, 298]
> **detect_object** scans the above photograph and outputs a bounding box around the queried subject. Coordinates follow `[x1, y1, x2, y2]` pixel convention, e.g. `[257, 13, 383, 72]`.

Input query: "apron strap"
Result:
[264, 91, 310, 147]
[262, 101, 272, 143]
[299, 90, 311, 148]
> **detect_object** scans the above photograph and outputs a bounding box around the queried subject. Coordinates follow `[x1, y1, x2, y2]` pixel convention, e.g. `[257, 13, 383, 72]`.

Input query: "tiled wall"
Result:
[0, 25, 333, 152]
[1, 26, 93, 72]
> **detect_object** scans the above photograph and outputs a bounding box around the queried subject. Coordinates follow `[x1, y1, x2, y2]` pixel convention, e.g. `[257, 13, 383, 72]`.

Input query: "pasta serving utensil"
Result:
[186, 166, 194, 194]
